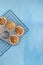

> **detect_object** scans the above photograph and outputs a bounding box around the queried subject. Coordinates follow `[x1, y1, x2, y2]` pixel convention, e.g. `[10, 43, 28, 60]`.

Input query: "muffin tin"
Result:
[0, 17, 25, 45]
[0, 10, 29, 56]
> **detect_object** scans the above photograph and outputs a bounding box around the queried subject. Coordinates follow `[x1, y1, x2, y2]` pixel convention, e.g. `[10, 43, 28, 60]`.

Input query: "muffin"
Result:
[0, 27, 2, 33]
[0, 17, 7, 26]
[9, 35, 19, 45]
[6, 21, 15, 30]
[15, 26, 24, 36]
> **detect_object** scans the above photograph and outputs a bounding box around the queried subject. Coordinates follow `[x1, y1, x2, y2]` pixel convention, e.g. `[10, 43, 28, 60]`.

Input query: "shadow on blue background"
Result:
[0, 0, 43, 65]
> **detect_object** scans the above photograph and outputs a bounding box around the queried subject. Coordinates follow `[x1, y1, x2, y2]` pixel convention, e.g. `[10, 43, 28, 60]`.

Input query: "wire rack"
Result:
[0, 39, 12, 56]
[0, 10, 29, 56]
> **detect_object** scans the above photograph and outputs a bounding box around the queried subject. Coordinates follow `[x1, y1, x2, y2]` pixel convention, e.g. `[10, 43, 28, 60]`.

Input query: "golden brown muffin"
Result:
[0, 17, 7, 26]
[15, 26, 24, 36]
[6, 21, 15, 30]
[9, 35, 19, 45]
[0, 27, 2, 33]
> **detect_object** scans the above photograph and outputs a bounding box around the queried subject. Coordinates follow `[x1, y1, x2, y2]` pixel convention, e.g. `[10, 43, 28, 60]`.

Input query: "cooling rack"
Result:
[0, 10, 29, 56]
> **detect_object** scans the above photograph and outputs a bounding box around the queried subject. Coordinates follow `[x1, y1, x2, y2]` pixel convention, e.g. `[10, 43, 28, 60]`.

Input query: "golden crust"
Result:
[0, 27, 2, 33]
[15, 26, 24, 36]
[0, 17, 7, 26]
[9, 35, 19, 45]
[6, 21, 15, 30]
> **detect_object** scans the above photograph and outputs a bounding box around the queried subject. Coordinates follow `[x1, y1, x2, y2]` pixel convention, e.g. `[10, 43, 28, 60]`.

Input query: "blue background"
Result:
[0, 0, 43, 65]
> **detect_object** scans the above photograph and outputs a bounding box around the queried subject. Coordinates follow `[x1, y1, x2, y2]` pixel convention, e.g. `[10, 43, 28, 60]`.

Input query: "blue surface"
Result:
[0, 0, 43, 65]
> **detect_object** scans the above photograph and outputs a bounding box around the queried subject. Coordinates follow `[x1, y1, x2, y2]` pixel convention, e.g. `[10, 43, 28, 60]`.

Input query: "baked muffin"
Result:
[0, 27, 2, 33]
[6, 21, 15, 30]
[15, 26, 24, 36]
[9, 35, 19, 45]
[0, 17, 7, 26]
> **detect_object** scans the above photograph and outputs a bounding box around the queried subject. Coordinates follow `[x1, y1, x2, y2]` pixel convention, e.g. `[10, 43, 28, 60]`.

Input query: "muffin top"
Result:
[6, 21, 15, 30]
[9, 35, 19, 45]
[0, 17, 7, 25]
[15, 26, 24, 36]
[0, 28, 2, 33]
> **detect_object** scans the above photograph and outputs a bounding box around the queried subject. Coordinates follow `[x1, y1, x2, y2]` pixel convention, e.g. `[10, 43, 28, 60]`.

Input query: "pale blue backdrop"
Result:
[0, 0, 43, 65]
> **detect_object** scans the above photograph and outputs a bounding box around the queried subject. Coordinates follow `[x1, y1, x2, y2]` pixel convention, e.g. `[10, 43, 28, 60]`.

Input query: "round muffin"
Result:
[6, 21, 15, 30]
[0, 27, 2, 33]
[15, 26, 24, 36]
[9, 35, 19, 45]
[0, 17, 7, 26]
